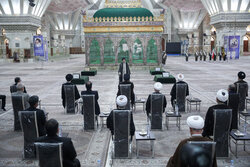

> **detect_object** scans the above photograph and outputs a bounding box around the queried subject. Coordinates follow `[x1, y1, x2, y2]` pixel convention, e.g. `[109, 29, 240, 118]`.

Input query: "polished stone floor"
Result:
[0, 55, 250, 167]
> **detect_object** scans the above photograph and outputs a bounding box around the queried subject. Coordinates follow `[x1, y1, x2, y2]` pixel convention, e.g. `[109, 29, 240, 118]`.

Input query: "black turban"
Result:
[66, 74, 73, 81]
[238, 71, 246, 79]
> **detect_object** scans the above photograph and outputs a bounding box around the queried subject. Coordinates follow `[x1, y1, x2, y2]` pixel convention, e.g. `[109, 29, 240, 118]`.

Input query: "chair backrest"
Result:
[227, 93, 239, 130]
[64, 85, 76, 114]
[35, 142, 63, 167]
[10, 85, 17, 93]
[119, 84, 131, 110]
[82, 95, 95, 130]
[19, 111, 39, 159]
[213, 109, 232, 158]
[150, 94, 164, 130]
[113, 109, 130, 158]
[0, 99, 2, 111]
[236, 83, 248, 111]
[184, 141, 216, 167]
[11, 95, 25, 131]
[176, 83, 187, 112]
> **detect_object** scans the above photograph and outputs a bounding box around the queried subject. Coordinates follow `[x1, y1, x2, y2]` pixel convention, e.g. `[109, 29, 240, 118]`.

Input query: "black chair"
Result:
[0, 99, 2, 111]
[236, 83, 248, 112]
[35, 142, 63, 167]
[64, 85, 77, 114]
[11, 95, 25, 131]
[113, 109, 131, 158]
[176, 83, 187, 112]
[184, 141, 216, 167]
[19, 111, 39, 159]
[213, 109, 232, 158]
[119, 84, 131, 110]
[10, 85, 17, 93]
[82, 95, 96, 130]
[150, 94, 164, 130]
[227, 93, 239, 129]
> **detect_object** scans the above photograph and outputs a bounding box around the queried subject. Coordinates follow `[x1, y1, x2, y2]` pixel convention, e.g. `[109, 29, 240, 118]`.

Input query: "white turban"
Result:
[177, 73, 184, 81]
[116, 95, 127, 107]
[216, 89, 228, 102]
[187, 115, 204, 129]
[154, 82, 162, 91]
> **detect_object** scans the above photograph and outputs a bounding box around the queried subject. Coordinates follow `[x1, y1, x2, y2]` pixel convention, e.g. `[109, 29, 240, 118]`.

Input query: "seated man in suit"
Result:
[25, 95, 46, 136]
[10, 77, 27, 93]
[61, 74, 80, 108]
[170, 73, 189, 109]
[117, 74, 135, 107]
[81, 81, 100, 116]
[0, 94, 6, 111]
[107, 95, 135, 140]
[36, 119, 81, 167]
[146, 82, 167, 116]
[234, 71, 248, 97]
[167, 115, 217, 167]
[11, 83, 30, 109]
[202, 89, 230, 137]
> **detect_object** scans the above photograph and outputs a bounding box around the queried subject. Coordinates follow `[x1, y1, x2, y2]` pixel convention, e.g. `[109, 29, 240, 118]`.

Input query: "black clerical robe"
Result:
[202, 103, 230, 137]
[118, 62, 130, 83]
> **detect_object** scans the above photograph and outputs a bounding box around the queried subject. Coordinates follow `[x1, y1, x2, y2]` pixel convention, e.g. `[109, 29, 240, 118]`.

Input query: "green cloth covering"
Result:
[104, 39, 115, 64]
[132, 38, 143, 64]
[154, 74, 176, 84]
[71, 76, 89, 85]
[150, 68, 165, 75]
[118, 39, 129, 62]
[93, 8, 153, 19]
[147, 38, 158, 63]
[89, 39, 101, 64]
[81, 69, 97, 76]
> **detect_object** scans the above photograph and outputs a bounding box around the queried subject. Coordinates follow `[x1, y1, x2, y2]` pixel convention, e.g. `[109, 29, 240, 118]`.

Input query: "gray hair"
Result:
[16, 83, 24, 91]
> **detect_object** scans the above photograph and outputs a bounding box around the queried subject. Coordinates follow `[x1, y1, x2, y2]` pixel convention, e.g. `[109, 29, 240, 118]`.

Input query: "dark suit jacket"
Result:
[36, 135, 78, 167]
[107, 109, 135, 136]
[61, 82, 80, 108]
[117, 81, 135, 105]
[166, 135, 217, 167]
[81, 90, 100, 115]
[146, 92, 167, 116]
[170, 81, 189, 100]
[10, 84, 27, 93]
[202, 103, 230, 137]
[26, 107, 46, 137]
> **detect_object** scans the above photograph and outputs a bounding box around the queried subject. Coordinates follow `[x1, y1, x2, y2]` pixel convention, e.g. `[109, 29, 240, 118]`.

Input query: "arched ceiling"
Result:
[162, 0, 204, 12]
[201, 0, 250, 15]
[47, 0, 90, 13]
[0, 0, 51, 17]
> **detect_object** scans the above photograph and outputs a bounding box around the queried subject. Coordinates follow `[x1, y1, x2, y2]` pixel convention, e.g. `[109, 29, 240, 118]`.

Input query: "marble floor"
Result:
[0, 55, 250, 167]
